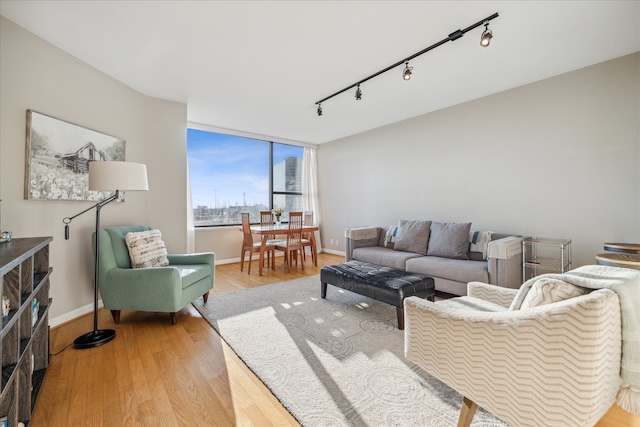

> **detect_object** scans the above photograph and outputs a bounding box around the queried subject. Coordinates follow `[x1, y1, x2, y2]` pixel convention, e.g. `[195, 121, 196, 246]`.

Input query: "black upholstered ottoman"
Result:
[320, 260, 435, 329]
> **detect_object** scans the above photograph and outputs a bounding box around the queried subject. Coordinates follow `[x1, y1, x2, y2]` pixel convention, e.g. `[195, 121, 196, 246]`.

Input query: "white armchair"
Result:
[404, 280, 622, 427]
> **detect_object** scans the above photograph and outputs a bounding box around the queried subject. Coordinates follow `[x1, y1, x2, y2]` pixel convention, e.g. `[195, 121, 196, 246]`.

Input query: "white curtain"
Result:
[186, 157, 195, 253]
[302, 147, 322, 252]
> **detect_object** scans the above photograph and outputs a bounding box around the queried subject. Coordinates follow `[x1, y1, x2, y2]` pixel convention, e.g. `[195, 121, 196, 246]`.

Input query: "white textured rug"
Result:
[192, 275, 509, 427]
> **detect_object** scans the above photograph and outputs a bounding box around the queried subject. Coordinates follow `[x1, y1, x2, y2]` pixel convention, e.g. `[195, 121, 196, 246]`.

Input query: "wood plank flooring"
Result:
[32, 253, 638, 426]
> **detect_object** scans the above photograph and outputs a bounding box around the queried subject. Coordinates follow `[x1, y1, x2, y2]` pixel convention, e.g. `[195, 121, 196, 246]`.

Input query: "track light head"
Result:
[480, 21, 493, 47]
[403, 62, 413, 80]
[355, 85, 362, 100]
[317, 104, 322, 116]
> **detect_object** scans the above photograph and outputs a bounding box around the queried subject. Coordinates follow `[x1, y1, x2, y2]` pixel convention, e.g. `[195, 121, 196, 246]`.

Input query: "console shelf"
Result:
[0, 237, 52, 427]
[522, 237, 571, 281]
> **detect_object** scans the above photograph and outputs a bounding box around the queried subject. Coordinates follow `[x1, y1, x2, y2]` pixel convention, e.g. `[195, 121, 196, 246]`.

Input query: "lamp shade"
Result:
[88, 161, 149, 191]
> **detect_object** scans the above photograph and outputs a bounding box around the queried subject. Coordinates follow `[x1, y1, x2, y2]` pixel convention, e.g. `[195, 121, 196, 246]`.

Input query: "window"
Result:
[187, 128, 303, 226]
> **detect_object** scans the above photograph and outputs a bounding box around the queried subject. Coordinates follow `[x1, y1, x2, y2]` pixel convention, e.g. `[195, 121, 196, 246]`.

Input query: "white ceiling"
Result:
[1, 1, 638, 144]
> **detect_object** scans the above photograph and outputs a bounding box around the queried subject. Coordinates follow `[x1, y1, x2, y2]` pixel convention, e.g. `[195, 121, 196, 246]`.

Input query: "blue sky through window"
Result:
[187, 129, 302, 209]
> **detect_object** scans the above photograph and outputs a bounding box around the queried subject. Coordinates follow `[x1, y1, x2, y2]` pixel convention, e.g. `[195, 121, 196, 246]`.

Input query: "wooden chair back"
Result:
[260, 211, 274, 226]
[286, 212, 304, 250]
[241, 212, 253, 248]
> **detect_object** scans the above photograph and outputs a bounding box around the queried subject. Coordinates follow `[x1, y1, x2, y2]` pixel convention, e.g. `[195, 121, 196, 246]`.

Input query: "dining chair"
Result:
[276, 211, 305, 272]
[240, 212, 277, 274]
[260, 210, 278, 240]
[301, 211, 316, 265]
[260, 211, 275, 227]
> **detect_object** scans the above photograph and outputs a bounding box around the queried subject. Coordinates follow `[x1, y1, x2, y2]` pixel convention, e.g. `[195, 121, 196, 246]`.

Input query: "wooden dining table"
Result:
[250, 224, 319, 275]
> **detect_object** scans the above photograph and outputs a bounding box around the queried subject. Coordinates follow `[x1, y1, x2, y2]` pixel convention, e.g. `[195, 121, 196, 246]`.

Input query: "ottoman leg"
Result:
[396, 306, 404, 330]
[321, 282, 328, 298]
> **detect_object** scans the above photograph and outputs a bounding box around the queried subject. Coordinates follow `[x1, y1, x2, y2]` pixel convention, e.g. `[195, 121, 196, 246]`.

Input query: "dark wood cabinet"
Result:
[0, 237, 52, 426]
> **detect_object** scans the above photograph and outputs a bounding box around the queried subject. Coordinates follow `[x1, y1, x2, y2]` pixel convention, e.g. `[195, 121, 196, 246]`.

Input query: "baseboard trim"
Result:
[214, 249, 342, 264]
[322, 248, 345, 257]
[50, 300, 104, 328]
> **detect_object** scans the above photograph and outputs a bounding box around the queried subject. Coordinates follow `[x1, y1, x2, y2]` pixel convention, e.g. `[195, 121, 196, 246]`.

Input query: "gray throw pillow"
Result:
[427, 222, 472, 259]
[393, 220, 431, 255]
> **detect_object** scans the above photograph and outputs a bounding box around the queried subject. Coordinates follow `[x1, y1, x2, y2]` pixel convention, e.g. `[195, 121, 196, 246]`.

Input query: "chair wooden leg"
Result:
[240, 248, 245, 271]
[111, 310, 121, 324]
[169, 312, 177, 325]
[457, 397, 478, 427]
[271, 248, 276, 270]
[202, 292, 209, 303]
[311, 243, 317, 265]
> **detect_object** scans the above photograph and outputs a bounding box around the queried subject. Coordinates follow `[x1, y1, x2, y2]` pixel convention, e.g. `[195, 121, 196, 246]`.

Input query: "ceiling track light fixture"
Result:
[355, 84, 362, 100]
[403, 62, 413, 80]
[480, 20, 493, 47]
[314, 12, 498, 115]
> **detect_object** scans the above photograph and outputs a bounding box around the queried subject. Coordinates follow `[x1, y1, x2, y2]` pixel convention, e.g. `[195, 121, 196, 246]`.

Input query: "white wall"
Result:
[317, 53, 640, 269]
[0, 17, 189, 325]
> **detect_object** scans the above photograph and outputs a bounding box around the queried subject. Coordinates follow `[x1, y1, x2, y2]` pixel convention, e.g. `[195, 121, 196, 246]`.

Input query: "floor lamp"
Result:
[63, 161, 149, 349]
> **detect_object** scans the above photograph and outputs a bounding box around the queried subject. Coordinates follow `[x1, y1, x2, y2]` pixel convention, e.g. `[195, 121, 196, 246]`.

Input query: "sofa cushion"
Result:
[406, 256, 489, 284]
[520, 278, 587, 309]
[352, 247, 421, 270]
[427, 222, 472, 259]
[393, 219, 431, 255]
[125, 229, 170, 268]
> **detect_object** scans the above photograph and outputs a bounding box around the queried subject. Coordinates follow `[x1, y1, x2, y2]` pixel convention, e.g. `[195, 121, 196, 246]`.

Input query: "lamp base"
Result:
[73, 329, 116, 349]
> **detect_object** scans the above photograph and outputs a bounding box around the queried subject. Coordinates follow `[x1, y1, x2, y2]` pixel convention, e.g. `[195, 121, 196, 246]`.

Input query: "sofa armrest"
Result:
[404, 289, 621, 427]
[486, 236, 523, 289]
[344, 227, 383, 261]
[467, 281, 518, 308]
[487, 236, 522, 259]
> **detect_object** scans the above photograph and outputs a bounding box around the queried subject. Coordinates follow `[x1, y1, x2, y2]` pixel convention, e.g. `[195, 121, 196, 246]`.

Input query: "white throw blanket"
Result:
[511, 264, 640, 416]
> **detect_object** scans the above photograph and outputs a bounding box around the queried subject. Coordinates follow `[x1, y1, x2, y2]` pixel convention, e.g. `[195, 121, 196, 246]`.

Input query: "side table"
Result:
[603, 242, 640, 254]
[595, 252, 640, 270]
[522, 237, 571, 282]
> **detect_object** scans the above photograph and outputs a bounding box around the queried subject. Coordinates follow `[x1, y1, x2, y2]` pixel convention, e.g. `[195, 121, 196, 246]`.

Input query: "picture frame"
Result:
[24, 110, 126, 201]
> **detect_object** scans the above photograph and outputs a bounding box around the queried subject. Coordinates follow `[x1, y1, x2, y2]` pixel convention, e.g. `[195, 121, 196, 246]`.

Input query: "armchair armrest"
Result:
[486, 236, 523, 289]
[167, 252, 215, 267]
[404, 289, 621, 427]
[467, 281, 518, 308]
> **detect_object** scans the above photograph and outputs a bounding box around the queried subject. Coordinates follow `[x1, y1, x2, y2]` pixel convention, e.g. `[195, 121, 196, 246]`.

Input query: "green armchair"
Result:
[95, 225, 214, 325]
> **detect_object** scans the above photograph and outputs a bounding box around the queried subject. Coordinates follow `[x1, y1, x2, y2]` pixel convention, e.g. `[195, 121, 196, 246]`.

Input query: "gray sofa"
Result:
[345, 220, 523, 296]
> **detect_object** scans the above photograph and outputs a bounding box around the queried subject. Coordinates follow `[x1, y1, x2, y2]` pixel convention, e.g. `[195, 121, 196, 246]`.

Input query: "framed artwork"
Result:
[24, 110, 126, 201]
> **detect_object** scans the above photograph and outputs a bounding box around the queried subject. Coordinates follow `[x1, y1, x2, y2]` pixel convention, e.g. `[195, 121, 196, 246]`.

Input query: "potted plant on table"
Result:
[272, 208, 284, 225]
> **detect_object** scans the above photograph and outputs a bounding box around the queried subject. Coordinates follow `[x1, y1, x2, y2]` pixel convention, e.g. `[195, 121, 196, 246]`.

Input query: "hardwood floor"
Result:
[33, 253, 638, 426]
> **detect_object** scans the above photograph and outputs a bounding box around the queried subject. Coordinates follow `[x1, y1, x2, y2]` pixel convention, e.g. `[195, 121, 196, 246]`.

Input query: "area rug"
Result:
[192, 275, 509, 427]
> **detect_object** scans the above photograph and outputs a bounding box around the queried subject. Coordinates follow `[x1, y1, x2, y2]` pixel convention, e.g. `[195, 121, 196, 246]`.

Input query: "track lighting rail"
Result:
[315, 12, 499, 114]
